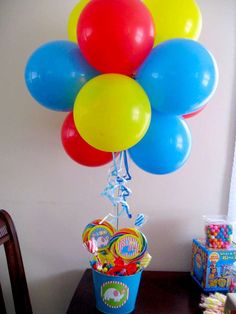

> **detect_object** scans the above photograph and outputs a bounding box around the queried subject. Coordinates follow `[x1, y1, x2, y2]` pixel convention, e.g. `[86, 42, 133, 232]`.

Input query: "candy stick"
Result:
[199, 293, 226, 314]
[215, 293, 226, 303]
[99, 214, 116, 226]
[135, 213, 148, 228]
[140, 253, 152, 269]
[84, 239, 102, 265]
[85, 239, 97, 254]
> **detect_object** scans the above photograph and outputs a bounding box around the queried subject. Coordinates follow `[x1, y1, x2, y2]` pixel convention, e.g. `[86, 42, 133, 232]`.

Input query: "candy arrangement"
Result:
[23, 0, 219, 312]
[205, 223, 233, 249]
[83, 221, 151, 276]
[81, 151, 152, 278]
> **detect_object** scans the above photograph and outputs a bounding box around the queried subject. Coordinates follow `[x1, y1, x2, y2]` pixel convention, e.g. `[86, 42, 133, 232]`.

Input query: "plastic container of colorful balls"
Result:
[203, 215, 234, 249]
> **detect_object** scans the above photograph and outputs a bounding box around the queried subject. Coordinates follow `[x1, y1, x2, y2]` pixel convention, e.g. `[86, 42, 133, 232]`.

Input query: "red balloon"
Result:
[183, 105, 206, 119]
[77, 0, 155, 76]
[61, 112, 117, 167]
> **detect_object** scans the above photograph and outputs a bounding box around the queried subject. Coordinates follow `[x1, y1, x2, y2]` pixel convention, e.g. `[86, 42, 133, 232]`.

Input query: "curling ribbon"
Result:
[101, 151, 132, 219]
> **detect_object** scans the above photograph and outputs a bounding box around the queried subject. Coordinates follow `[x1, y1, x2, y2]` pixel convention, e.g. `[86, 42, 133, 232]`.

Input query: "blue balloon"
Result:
[25, 40, 99, 111]
[128, 112, 192, 175]
[136, 39, 218, 115]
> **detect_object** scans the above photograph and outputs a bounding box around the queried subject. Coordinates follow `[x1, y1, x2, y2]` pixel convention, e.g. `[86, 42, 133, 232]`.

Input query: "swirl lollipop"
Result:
[82, 219, 116, 253]
[108, 228, 148, 262]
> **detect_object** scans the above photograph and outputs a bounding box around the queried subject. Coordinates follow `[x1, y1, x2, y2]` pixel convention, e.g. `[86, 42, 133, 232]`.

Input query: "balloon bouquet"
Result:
[25, 0, 218, 313]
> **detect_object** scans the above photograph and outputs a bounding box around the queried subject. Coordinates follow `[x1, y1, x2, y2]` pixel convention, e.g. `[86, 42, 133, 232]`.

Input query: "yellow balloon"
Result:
[142, 0, 202, 46]
[68, 0, 90, 43]
[73, 74, 151, 152]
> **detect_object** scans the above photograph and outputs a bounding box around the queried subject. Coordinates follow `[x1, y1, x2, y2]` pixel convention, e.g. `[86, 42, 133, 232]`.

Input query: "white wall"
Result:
[0, 0, 235, 313]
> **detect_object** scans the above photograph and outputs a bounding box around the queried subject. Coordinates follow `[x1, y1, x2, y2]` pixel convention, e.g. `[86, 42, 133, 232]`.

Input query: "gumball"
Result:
[205, 223, 233, 249]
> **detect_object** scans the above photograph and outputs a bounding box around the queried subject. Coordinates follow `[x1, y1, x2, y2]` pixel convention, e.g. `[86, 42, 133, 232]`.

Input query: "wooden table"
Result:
[66, 269, 202, 314]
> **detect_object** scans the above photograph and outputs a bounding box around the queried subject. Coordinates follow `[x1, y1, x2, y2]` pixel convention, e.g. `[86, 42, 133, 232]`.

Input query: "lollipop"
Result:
[82, 219, 116, 252]
[109, 228, 148, 262]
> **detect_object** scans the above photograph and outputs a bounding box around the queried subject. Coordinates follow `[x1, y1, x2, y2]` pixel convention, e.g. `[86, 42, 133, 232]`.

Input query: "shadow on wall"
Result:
[29, 269, 83, 314]
[146, 217, 194, 272]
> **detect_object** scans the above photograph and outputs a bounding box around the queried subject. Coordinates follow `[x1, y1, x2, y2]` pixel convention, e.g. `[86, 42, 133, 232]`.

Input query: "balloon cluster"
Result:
[25, 0, 218, 174]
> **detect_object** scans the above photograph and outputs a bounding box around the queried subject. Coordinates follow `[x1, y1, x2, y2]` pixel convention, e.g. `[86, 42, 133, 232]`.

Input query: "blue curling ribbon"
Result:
[101, 151, 132, 220]
[123, 150, 131, 181]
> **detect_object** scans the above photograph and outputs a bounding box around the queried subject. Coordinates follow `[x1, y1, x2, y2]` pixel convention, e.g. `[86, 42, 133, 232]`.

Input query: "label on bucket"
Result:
[101, 281, 129, 308]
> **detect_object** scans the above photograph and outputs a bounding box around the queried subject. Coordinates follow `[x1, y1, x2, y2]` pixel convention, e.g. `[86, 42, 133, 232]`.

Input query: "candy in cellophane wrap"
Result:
[82, 220, 151, 276]
[82, 219, 116, 252]
[199, 293, 226, 314]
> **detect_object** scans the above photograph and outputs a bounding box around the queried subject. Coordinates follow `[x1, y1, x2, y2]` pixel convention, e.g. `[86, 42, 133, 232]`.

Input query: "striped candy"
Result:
[85, 239, 97, 254]
[135, 213, 146, 228]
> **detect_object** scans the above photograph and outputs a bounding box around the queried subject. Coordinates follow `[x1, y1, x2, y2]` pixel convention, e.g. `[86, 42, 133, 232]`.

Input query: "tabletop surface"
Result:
[66, 269, 203, 314]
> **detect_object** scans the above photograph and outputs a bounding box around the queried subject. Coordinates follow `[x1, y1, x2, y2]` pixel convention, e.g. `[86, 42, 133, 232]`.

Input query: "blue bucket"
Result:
[92, 269, 142, 314]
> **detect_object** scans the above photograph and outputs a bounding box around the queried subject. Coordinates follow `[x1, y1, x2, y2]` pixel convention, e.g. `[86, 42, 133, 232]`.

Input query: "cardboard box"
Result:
[191, 238, 236, 292]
